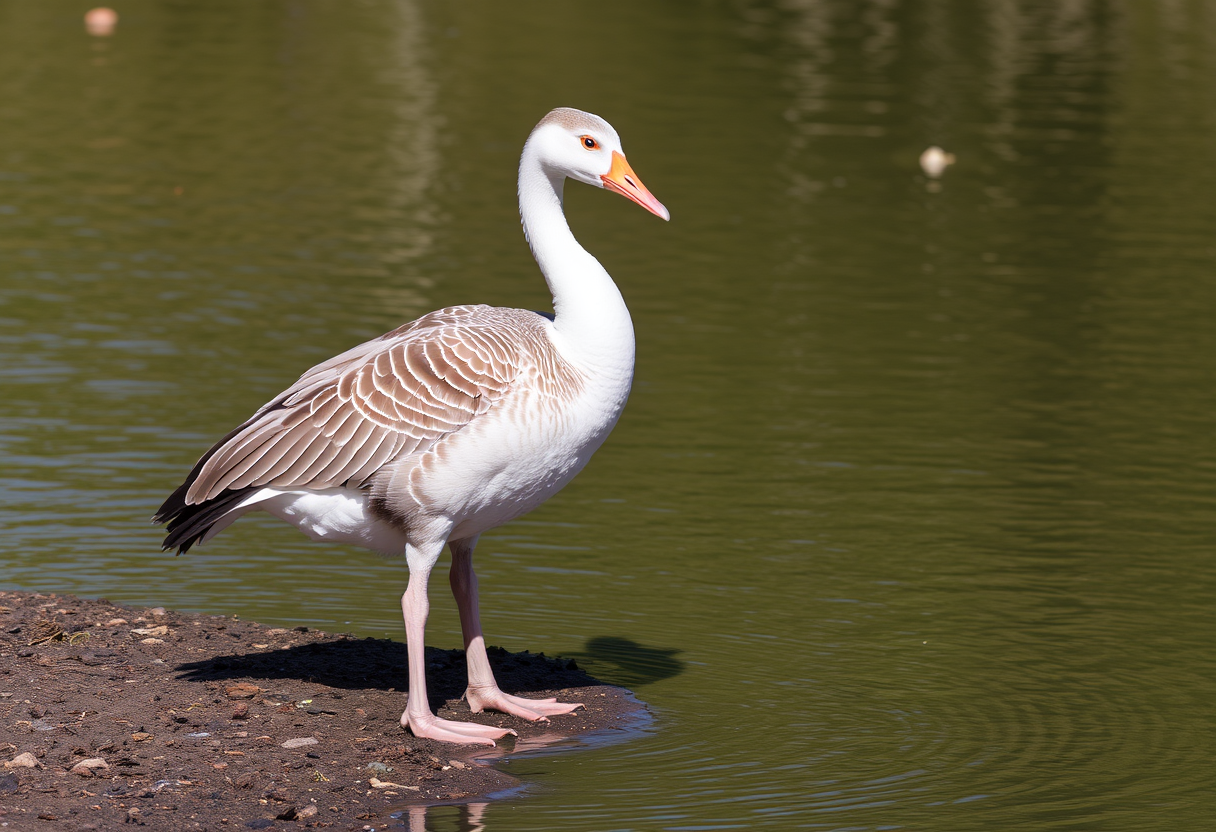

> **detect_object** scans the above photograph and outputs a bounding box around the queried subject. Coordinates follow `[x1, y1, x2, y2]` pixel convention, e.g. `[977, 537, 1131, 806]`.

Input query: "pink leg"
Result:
[399, 538, 516, 746]
[449, 536, 584, 721]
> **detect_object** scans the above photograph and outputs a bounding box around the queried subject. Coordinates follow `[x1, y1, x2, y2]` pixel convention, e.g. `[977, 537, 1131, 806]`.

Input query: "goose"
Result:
[154, 107, 668, 746]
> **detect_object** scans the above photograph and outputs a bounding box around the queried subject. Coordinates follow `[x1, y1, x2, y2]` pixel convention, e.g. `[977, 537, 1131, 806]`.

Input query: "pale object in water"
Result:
[85, 8, 118, 37]
[919, 146, 956, 179]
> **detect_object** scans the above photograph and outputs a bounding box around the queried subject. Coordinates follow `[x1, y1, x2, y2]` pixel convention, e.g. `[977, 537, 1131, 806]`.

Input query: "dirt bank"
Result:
[0, 591, 645, 830]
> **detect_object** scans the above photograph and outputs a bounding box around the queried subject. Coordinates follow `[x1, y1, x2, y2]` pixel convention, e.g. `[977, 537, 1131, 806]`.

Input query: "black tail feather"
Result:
[152, 403, 290, 554]
[155, 485, 258, 554]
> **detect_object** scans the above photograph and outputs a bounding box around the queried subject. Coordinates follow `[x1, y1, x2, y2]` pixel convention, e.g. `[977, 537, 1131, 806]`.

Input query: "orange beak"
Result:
[601, 151, 670, 221]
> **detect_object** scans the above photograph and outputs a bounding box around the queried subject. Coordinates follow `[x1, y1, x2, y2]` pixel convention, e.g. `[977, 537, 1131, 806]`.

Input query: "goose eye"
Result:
[581, 136, 599, 150]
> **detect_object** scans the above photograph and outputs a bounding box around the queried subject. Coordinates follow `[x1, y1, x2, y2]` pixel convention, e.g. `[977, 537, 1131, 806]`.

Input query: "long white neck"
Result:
[518, 144, 636, 379]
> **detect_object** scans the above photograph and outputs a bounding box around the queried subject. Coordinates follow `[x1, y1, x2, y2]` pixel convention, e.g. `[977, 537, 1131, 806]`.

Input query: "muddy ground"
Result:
[0, 590, 645, 830]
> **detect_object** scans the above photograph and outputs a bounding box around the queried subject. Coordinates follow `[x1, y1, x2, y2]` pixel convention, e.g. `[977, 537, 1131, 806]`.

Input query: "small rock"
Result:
[231, 703, 250, 720]
[448, 759, 467, 770]
[71, 758, 109, 777]
[131, 626, 168, 637]
[139, 638, 165, 645]
[106, 618, 128, 626]
[297, 804, 319, 819]
[131, 732, 152, 742]
[226, 683, 261, 700]
[281, 737, 318, 749]
[149, 607, 166, 617]
[5, 751, 40, 769]
[368, 776, 418, 791]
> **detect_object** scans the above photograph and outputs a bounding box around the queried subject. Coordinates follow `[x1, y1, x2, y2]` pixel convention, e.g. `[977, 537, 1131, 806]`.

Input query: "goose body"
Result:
[155, 108, 668, 745]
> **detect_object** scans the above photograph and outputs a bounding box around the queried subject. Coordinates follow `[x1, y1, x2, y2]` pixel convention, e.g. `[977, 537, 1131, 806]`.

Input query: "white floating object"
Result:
[85, 8, 118, 37]
[919, 146, 956, 179]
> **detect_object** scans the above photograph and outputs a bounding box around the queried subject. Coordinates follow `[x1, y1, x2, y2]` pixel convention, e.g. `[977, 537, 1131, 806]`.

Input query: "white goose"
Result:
[155, 108, 668, 746]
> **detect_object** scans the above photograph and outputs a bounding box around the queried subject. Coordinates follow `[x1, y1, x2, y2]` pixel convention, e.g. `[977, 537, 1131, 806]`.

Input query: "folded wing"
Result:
[155, 305, 526, 549]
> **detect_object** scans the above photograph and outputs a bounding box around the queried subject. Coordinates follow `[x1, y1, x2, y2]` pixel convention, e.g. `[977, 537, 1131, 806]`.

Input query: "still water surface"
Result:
[2, 1, 1213, 829]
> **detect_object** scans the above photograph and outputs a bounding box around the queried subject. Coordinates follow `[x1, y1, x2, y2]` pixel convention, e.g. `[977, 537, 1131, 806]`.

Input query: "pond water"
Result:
[2, 1, 1214, 829]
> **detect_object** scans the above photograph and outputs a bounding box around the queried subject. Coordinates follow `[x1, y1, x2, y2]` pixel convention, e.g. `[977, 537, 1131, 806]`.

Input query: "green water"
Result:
[2, 1, 1214, 829]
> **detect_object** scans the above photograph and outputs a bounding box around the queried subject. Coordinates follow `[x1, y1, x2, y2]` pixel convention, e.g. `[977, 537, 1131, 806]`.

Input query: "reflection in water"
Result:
[398, 801, 488, 832]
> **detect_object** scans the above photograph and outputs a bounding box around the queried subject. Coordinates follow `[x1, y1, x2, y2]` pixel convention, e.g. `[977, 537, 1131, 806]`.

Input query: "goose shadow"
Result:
[173, 634, 685, 699]
[567, 636, 686, 687]
[174, 638, 589, 705]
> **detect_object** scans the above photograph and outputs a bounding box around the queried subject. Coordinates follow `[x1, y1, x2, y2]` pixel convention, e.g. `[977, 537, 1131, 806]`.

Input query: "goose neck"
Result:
[517, 153, 635, 371]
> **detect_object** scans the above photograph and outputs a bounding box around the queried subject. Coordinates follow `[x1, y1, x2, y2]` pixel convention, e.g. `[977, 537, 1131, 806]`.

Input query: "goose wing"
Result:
[163, 305, 528, 510]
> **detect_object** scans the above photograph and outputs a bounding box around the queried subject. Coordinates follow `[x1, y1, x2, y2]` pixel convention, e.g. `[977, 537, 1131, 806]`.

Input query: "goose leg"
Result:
[400, 536, 516, 746]
[449, 535, 584, 721]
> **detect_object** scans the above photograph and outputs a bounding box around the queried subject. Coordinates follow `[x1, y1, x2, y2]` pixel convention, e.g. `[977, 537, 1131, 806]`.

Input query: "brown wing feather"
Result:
[181, 305, 535, 505]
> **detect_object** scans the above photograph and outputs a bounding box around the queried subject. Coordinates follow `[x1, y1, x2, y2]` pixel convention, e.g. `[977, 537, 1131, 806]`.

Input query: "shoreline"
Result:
[0, 590, 646, 829]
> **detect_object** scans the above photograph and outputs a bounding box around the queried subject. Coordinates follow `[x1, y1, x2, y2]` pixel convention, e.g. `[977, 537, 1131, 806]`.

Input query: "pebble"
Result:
[281, 737, 318, 749]
[226, 683, 261, 700]
[4, 752, 40, 769]
[70, 758, 109, 777]
[131, 732, 152, 742]
[131, 626, 168, 637]
[368, 777, 418, 791]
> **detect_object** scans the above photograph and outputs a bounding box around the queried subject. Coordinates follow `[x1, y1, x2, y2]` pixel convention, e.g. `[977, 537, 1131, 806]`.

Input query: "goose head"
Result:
[526, 108, 670, 221]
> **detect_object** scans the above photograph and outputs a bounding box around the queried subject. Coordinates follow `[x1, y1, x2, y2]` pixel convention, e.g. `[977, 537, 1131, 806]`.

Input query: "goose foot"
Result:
[466, 685, 585, 722]
[400, 710, 517, 746]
